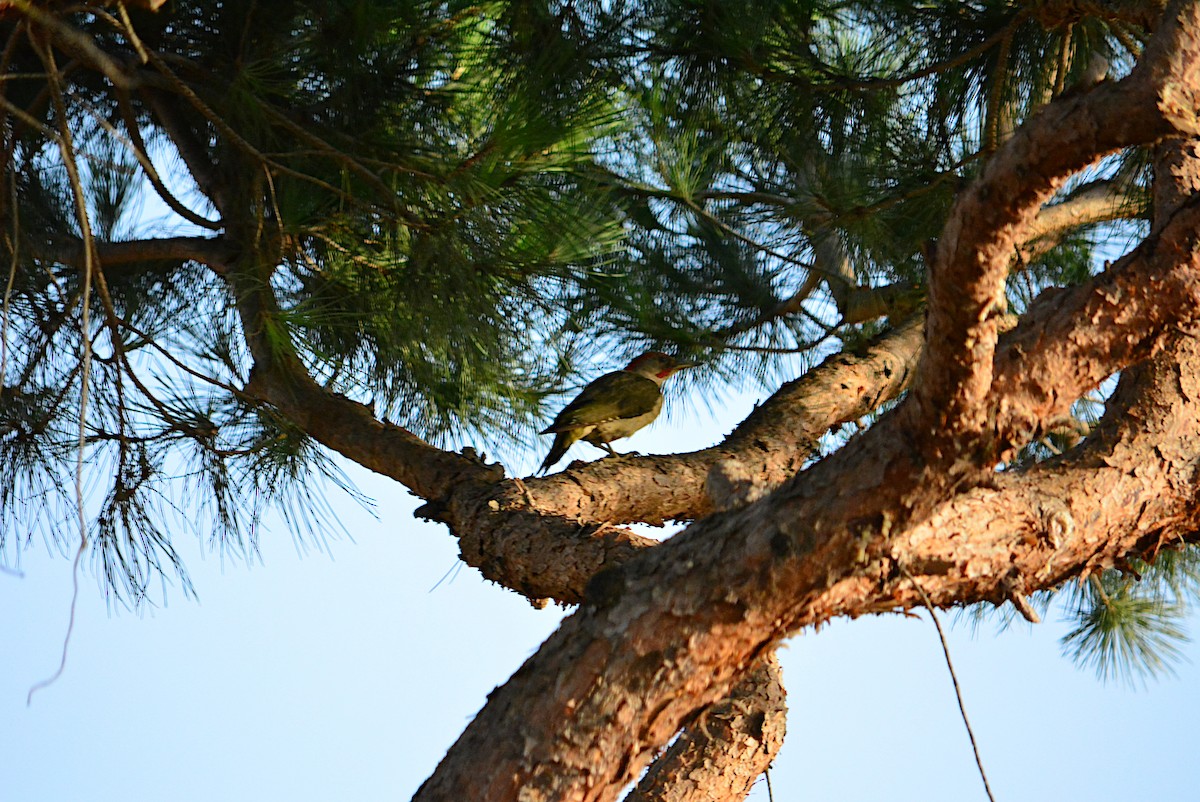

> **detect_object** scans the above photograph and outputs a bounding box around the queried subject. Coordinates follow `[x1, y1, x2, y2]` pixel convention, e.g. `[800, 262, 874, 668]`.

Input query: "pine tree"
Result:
[4, 2, 1200, 800]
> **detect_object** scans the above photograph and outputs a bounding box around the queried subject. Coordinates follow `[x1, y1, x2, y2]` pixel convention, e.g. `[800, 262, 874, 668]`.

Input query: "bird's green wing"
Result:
[540, 372, 661, 433]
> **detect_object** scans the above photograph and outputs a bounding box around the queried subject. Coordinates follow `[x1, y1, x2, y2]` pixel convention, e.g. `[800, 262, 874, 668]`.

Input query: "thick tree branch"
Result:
[415, 325, 1200, 802]
[242, 362, 504, 500]
[990, 191, 1200, 447]
[625, 655, 786, 802]
[440, 316, 923, 603]
[918, 0, 1200, 442]
[239, 181, 1200, 609]
[220, 12, 1200, 617]
[1027, 180, 1144, 239]
[235, 258, 781, 802]
[862, 332, 1200, 615]
[1155, 136, 1200, 227]
[414, 104, 1200, 800]
[446, 185, 1200, 606]
[1020, 180, 1146, 260]
[22, 5, 1196, 800]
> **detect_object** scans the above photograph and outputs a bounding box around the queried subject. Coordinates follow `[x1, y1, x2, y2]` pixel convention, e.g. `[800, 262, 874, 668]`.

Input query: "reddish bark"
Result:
[411, 5, 1200, 800]
[918, 0, 1200, 444]
[625, 655, 786, 802]
[241, 309, 923, 605]
[413, 311, 1200, 802]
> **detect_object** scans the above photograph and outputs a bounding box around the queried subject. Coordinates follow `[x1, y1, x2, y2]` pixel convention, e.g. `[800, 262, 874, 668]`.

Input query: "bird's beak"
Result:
[672, 361, 698, 373]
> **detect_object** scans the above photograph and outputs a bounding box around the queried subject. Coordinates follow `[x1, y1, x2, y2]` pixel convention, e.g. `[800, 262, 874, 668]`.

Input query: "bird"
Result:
[538, 351, 695, 474]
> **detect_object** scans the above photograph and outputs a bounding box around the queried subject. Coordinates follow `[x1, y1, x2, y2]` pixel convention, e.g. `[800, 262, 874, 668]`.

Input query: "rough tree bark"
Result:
[406, 4, 1200, 800]
[624, 655, 786, 802]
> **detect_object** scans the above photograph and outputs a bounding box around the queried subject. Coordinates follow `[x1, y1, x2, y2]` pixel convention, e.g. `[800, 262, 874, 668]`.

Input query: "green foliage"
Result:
[956, 548, 1200, 687]
[1061, 551, 1200, 686]
[1, 0, 1188, 671]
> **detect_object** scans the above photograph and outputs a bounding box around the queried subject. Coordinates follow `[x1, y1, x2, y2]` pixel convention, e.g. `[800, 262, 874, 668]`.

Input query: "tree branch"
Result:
[217, 8, 1198, 613]
[917, 0, 1200, 443]
[427, 316, 924, 604]
[1028, 180, 1145, 238]
[446, 199, 1200, 602]
[413, 102, 1200, 799]
[990, 191, 1200, 448]
[1020, 180, 1147, 260]
[241, 193, 1199, 607]
[872, 331, 1200, 614]
[141, 88, 231, 217]
[625, 654, 786, 802]
[31, 235, 232, 274]
[415, 325, 1200, 802]
[11, 0, 134, 90]
[228, 269, 498, 505]
[113, 89, 223, 231]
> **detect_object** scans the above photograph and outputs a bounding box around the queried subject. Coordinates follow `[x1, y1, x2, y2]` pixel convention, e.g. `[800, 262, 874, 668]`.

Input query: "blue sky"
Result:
[4, 392, 1200, 801]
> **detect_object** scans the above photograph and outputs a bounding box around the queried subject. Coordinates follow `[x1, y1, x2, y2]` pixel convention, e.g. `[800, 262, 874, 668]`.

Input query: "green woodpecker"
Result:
[538, 352, 695, 474]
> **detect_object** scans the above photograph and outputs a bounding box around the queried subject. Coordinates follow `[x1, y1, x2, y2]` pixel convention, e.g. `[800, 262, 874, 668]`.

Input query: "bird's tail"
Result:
[539, 429, 580, 474]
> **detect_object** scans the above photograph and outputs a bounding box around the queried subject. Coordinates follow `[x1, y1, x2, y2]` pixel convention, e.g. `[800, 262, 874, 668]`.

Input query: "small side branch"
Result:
[33, 235, 232, 274]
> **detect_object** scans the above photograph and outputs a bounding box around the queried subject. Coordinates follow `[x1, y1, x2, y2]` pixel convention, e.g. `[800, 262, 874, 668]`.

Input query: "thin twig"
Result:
[840, 150, 983, 223]
[262, 163, 285, 248]
[704, 339, 831, 355]
[36, 89, 229, 430]
[114, 2, 149, 64]
[2, 171, 19, 402]
[0, 17, 25, 141]
[679, 199, 839, 337]
[27, 28, 94, 706]
[900, 564, 998, 802]
[111, 312, 244, 396]
[1052, 25, 1073, 97]
[26, 537, 84, 705]
[710, 272, 824, 342]
[258, 98, 434, 182]
[0, 94, 60, 141]
[141, 47, 402, 220]
[1108, 20, 1143, 59]
[11, 0, 133, 89]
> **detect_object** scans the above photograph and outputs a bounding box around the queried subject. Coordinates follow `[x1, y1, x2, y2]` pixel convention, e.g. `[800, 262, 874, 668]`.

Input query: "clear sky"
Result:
[4, 389, 1199, 802]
